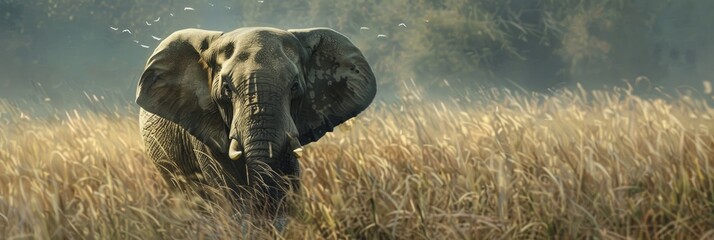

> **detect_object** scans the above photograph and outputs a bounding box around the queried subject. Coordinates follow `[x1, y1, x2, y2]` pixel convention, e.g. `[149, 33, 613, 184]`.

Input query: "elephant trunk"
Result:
[236, 99, 301, 182]
[234, 102, 302, 214]
[241, 111, 286, 166]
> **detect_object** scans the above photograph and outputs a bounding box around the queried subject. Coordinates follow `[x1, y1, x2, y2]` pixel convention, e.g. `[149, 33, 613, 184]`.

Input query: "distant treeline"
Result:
[1, 0, 712, 100]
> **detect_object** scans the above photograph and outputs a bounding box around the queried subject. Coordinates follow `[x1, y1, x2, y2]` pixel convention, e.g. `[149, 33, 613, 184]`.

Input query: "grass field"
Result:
[2, 86, 714, 239]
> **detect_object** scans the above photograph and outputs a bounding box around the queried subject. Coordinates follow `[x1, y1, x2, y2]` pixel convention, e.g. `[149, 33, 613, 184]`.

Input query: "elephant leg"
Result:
[140, 110, 210, 196]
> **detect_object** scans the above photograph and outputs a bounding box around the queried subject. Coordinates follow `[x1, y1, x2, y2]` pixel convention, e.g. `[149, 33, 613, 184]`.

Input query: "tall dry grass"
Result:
[2, 85, 714, 239]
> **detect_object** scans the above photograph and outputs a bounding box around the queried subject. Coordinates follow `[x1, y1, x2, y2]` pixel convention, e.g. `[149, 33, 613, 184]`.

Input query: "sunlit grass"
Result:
[2, 85, 714, 239]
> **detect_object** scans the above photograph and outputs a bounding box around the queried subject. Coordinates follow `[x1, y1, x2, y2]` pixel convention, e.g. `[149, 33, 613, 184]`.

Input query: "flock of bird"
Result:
[108, 5, 183, 49]
[109, 1, 410, 50]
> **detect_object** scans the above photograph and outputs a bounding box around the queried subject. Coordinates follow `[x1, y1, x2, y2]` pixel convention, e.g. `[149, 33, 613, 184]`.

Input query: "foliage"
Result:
[0, 0, 712, 93]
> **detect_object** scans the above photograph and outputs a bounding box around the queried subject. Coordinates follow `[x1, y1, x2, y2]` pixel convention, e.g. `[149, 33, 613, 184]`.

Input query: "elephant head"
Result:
[136, 27, 376, 208]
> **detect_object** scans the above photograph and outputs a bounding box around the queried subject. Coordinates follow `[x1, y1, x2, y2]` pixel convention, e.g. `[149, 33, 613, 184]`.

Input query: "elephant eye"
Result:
[291, 82, 299, 92]
[222, 81, 233, 98]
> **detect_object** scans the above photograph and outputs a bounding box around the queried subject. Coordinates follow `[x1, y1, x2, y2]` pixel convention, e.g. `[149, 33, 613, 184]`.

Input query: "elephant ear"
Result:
[136, 28, 227, 149]
[288, 28, 377, 145]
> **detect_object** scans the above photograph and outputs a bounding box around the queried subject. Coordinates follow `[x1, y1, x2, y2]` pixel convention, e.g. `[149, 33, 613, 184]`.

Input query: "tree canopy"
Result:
[1, 0, 712, 103]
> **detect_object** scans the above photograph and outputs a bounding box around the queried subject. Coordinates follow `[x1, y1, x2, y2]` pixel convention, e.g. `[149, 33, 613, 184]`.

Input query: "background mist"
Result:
[1, 0, 712, 110]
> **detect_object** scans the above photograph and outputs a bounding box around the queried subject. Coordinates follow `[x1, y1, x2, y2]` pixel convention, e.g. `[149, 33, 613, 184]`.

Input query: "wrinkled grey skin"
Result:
[136, 27, 376, 220]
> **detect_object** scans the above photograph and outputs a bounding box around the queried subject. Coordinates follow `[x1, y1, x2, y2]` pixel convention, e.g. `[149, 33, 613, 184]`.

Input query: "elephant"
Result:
[135, 27, 376, 220]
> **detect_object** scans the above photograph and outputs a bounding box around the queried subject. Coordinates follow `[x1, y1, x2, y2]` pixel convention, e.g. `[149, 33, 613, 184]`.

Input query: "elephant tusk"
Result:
[293, 148, 303, 159]
[229, 150, 243, 160]
[287, 132, 303, 159]
[229, 139, 242, 160]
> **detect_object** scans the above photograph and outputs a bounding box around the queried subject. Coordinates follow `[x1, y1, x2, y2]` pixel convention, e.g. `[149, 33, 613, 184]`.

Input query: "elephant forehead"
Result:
[227, 50, 300, 81]
[230, 29, 287, 47]
[227, 29, 300, 58]
[233, 43, 299, 64]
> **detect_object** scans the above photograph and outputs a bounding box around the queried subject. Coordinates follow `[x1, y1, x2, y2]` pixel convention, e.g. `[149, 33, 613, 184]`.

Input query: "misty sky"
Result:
[1, 0, 712, 110]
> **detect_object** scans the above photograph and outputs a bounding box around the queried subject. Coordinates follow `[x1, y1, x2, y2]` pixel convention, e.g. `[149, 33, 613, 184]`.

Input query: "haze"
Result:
[1, 0, 712, 110]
